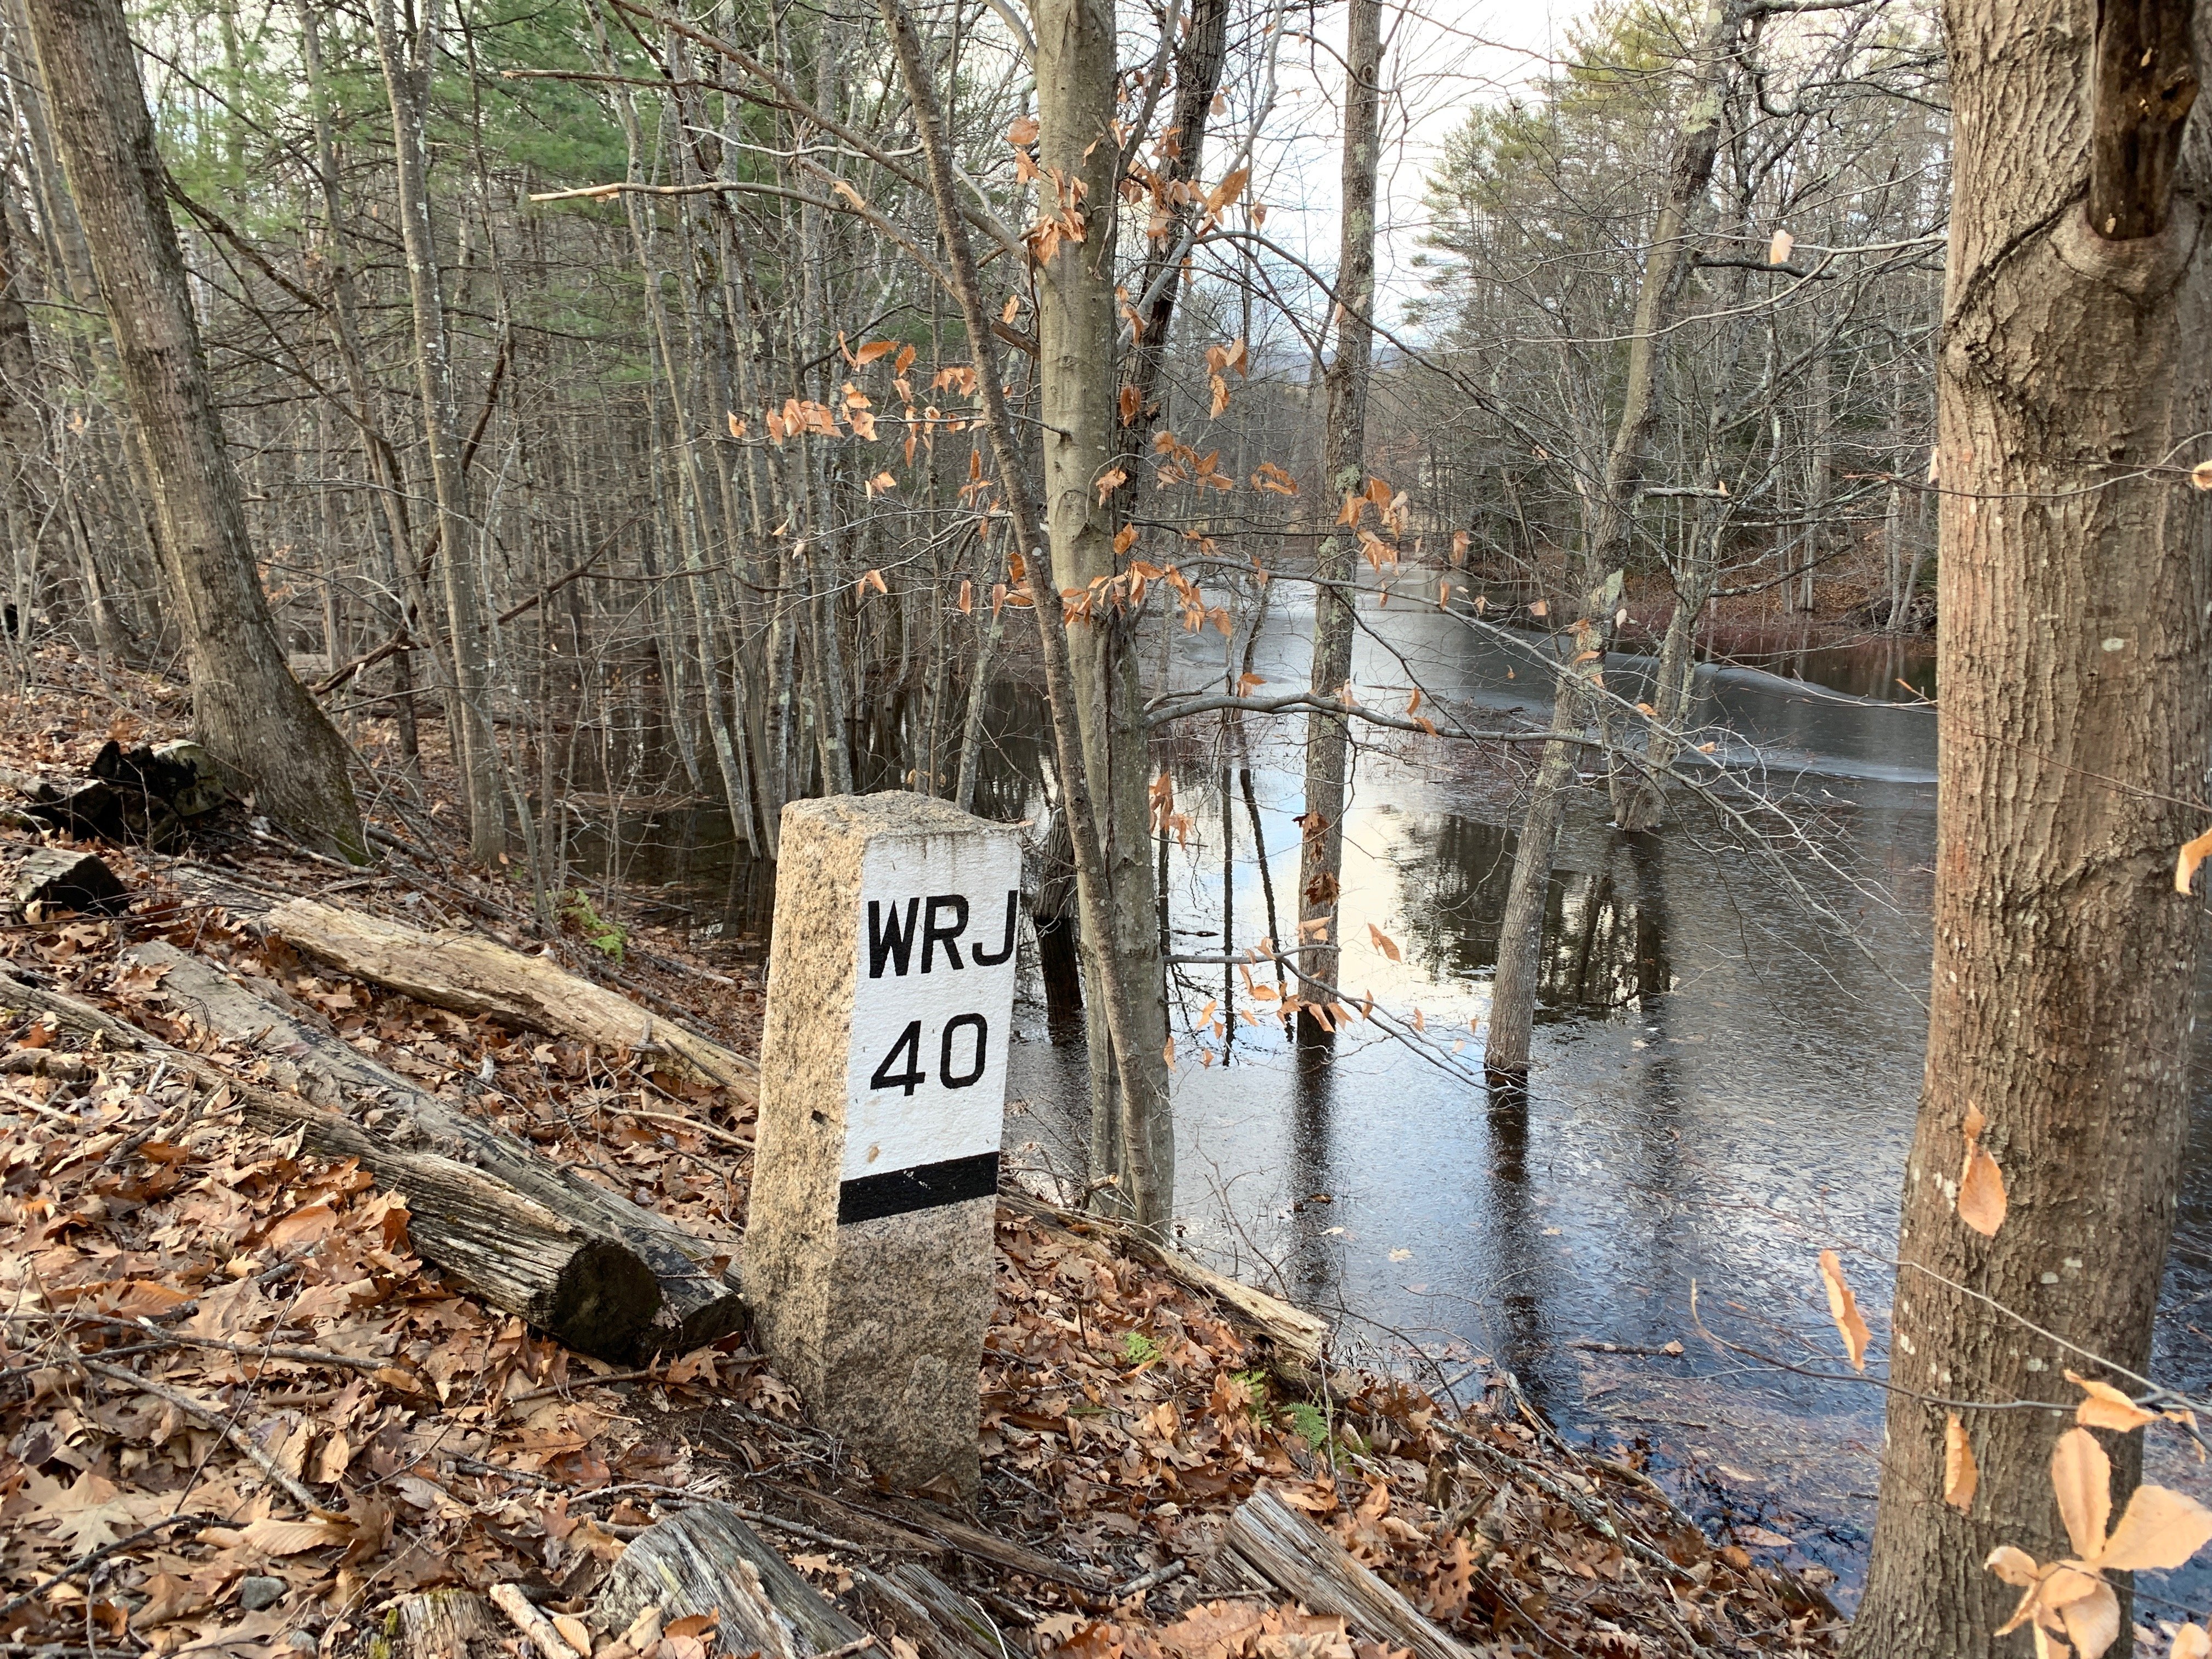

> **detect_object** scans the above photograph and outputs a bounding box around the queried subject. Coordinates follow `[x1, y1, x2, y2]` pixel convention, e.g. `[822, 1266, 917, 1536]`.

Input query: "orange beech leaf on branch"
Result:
[1989, 1429, 2212, 1659]
[1944, 1414, 1977, 1510]
[2177, 825, 2212, 893]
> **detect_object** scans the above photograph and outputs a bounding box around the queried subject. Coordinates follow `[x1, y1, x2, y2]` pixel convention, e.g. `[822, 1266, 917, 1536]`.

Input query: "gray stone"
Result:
[150, 741, 227, 817]
[745, 793, 1022, 1497]
[238, 1577, 288, 1612]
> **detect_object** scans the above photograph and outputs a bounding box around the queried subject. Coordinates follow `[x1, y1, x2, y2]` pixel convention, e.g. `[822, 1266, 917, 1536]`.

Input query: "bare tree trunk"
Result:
[587, 0, 752, 845]
[1293, 0, 1380, 1045]
[876, 0, 1170, 1229]
[299, 0, 422, 770]
[0, 149, 51, 656]
[1847, 3, 2210, 1654]
[1032, 0, 1173, 1224]
[1618, 252, 1755, 833]
[372, 0, 504, 862]
[20, 0, 366, 861]
[1486, 0, 1739, 1080]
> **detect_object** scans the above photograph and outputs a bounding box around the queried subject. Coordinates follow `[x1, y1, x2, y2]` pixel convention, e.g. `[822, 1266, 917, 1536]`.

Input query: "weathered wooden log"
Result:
[1221, 1490, 1472, 1659]
[387, 1589, 501, 1659]
[0, 744, 217, 850]
[0, 962, 663, 1358]
[123, 940, 747, 1353]
[265, 898, 757, 1099]
[0, 765, 125, 841]
[852, 1492, 1108, 1593]
[89, 739, 226, 817]
[850, 1563, 1000, 1659]
[591, 1503, 866, 1659]
[13, 848, 129, 916]
[1000, 1193, 1327, 1389]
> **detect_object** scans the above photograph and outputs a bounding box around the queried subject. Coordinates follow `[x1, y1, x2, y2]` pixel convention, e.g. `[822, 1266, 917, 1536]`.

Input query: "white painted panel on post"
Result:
[837, 830, 1022, 1215]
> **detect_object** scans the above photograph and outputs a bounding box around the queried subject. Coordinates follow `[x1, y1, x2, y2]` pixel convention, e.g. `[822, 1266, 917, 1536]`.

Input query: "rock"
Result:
[14, 848, 129, 917]
[238, 1577, 288, 1612]
[150, 741, 226, 817]
[90, 739, 226, 818]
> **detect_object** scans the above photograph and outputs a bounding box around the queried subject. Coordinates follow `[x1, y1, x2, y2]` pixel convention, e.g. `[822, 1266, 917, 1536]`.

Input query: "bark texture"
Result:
[1294, 0, 1381, 1041]
[1846, 4, 2212, 1654]
[18, 0, 367, 861]
[590, 1504, 864, 1658]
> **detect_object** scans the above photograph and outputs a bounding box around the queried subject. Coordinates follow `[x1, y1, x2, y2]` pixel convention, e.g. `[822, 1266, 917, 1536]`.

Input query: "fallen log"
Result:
[0, 963, 663, 1358]
[121, 941, 747, 1355]
[850, 1563, 1000, 1659]
[852, 1492, 1109, 1593]
[0, 741, 225, 850]
[13, 848, 129, 916]
[1220, 1489, 1471, 1659]
[1000, 1193, 1327, 1390]
[264, 898, 757, 1100]
[591, 1503, 866, 1659]
[390, 1589, 502, 1659]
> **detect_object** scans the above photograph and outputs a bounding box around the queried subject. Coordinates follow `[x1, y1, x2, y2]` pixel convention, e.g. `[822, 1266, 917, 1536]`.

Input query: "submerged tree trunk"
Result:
[1294, 0, 1381, 1044]
[1485, 0, 1738, 1079]
[1847, 3, 2211, 1655]
[373, 0, 505, 862]
[20, 0, 367, 862]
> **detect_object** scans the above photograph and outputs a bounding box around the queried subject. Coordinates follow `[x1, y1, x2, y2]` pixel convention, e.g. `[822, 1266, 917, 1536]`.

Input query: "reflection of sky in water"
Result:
[611, 590, 2212, 1616]
[1000, 599, 2212, 1616]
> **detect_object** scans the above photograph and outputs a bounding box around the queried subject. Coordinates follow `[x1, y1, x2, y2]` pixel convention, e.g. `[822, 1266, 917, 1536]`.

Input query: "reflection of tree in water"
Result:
[1395, 817, 1668, 1019]
[1395, 815, 1517, 980]
[1539, 832, 1669, 1015]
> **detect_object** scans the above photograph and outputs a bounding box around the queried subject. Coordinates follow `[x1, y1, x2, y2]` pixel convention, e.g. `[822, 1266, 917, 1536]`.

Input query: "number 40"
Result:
[868, 1013, 989, 1096]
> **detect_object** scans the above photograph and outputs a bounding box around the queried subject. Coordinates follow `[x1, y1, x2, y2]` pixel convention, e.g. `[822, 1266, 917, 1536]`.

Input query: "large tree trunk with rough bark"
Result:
[1293, 0, 1381, 1045]
[17, 0, 367, 862]
[1846, 4, 2211, 1655]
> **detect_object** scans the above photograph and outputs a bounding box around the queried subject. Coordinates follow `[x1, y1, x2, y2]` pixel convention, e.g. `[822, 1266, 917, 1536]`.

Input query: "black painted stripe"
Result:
[838, 1150, 1000, 1224]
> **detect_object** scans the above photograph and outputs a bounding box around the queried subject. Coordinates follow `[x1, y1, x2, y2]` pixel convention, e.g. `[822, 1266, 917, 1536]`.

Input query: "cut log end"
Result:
[541, 1236, 666, 1360]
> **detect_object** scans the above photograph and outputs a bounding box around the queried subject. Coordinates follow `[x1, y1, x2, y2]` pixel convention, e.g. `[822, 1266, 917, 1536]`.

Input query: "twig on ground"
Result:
[0, 1516, 214, 1622]
[76, 1357, 319, 1510]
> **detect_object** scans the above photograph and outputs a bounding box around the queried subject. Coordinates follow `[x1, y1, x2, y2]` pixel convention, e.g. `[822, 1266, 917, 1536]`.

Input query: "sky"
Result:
[1236, 0, 1568, 339]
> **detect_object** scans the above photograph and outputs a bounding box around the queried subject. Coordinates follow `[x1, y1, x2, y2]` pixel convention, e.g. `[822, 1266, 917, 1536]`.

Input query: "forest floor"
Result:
[0, 646, 1844, 1659]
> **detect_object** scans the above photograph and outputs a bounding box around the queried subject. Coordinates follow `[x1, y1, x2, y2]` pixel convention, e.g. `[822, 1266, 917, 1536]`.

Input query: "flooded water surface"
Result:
[631, 596, 2212, 1615]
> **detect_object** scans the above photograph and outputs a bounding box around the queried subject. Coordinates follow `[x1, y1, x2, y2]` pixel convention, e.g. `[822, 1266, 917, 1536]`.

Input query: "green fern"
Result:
[563, 890, 627, 961]
[1282, 1401, 1330, 1448]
